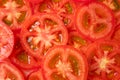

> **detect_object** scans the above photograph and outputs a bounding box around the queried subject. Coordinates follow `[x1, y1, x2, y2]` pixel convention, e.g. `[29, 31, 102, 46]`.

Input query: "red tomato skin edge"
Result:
[0, 60, 25, 80]
[42, 45, 88, 80]
[20, 13, 68, 59]
[75, 1, 116, 41]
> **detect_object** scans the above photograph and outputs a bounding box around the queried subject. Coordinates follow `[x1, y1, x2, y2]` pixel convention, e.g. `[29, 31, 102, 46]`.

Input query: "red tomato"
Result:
[0, 23, 14, 61]
[0, 0, 31, 30]
[68, 31, 91, 53]
[20, 13, 68, 59]
[35, 0, 76, 28]
[27, 69, 44, 80]
[43, 45, 88, 80]
[76, 2, 115, 40]
[0, 61, 25, 80]
[86, 40, 120, 80]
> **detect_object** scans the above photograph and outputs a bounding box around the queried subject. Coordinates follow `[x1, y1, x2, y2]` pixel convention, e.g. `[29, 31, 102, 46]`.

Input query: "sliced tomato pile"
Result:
[1, 0, 120, 80]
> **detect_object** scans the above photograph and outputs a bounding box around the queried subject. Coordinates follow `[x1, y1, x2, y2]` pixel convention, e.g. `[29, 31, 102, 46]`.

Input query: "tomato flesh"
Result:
[0, 0, 31, 30]
[76, 2, 114, 40]
[43, 46, 88, 80]
[87, 40, 120, 80]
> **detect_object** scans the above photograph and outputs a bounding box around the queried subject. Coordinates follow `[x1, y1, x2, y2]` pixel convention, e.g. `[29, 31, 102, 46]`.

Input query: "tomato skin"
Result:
[43, 45, 88, 80]
[20, 13, 68, 59]
[0, 61, 25, 80]
[75, 1, 115, 41]
[0, 23, 14, 61]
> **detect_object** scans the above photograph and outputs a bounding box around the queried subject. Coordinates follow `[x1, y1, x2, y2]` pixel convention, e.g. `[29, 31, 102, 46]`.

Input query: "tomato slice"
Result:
[10, 48, 41, 69]
[0, 61, 25, 80]
[87, 40, 120, 80]
[20, 13, 68, 59]
[76, 2, 115, 40]
[68, 31, 91, 53]
[43, 45, 88, 80]
[0, 24, 14, 61]
[0, 0, 31, 30]
[27, 69, 44, 80]
[35, 0, 76, 28]
[98, 0, 120, 11]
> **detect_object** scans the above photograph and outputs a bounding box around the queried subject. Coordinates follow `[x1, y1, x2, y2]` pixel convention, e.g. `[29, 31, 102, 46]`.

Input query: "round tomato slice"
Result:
[0, 0, 31, 30]
[68, 31, 91, 53]
[20, 13, 68, 59]
[0, 61, 25, 80]
[43, 45, 88, 80]
[87, 40, 120, 80]
[27, 69, 44, 80]
[76, 2, 115, 40]
[0, 24, 14, 61]
[35, 0, 76, 28]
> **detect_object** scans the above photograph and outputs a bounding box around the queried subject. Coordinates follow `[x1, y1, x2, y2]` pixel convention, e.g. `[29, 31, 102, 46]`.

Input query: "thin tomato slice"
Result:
[0, 0, 31, 30]
[87, 40, 120, 80]
[76, 2, 115, 40]
[0, 23, 14, 61]
[0, 61, 25, 80]
[20, 13, 68, 59]
[43, 45, 88, 80]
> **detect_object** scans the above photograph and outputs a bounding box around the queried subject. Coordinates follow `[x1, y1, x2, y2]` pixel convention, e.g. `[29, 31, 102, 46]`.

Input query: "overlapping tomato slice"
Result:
[35, 0, 76, 28]
[76, 2, 115, 40]
[87, 40, 120, 80]
[0, 0, 31, 30]
[20, 13, 68, 59]
[0, 61, 25, 80]
[0, 24, 14, 61]
[43, 46, 88, 80]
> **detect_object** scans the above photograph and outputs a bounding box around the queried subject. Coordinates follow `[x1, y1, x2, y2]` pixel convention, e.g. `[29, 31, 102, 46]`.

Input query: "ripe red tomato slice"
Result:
[76, 2, 115, 40]
[0, 24, 14, 61]
[86, 40, 120, 80]
[27, 69, 44, 80]
[0, 61, 25, 80]
[20, 13, 68, 59]
[43, 45, 88, 80]
[68, 31, 91, 53]
[35, 0, 76, 28]
[0, 0, 31, 30]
